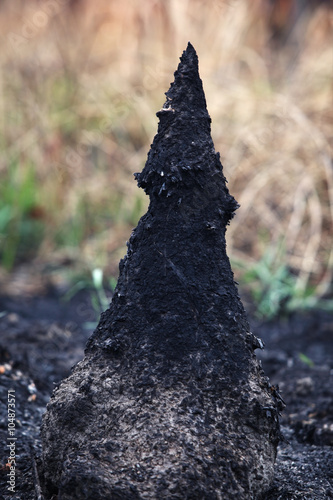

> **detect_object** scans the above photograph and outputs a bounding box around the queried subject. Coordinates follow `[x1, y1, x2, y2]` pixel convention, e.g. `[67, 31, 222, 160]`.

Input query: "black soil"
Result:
[0, 291, 332, 499]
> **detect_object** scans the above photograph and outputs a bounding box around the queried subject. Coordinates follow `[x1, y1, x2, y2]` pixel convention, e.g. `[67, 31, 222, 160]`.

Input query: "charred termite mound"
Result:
[41, 43, 283, 500]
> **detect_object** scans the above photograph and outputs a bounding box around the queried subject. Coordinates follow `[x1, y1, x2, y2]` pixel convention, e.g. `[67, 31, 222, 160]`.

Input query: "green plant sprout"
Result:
[298, 353, 314, 368]
[64, 268, 117, 329]
[232, 242, 333, 320]
[0, 160, 45, 270]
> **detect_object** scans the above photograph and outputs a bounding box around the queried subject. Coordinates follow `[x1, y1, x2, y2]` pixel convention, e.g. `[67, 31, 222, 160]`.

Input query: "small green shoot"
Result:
[232, 241, 333, 319]
[63, 268, 117, 329]
[298, 353, 314, 368]
[0, 159, 45, 269]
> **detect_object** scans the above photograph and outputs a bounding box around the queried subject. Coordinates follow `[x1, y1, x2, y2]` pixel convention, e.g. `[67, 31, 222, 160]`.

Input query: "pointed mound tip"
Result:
[135, 42, 211, 196]
[178, 41, 198, 74]
[185, 41, 196, 55]
[164, 41, 204, 106]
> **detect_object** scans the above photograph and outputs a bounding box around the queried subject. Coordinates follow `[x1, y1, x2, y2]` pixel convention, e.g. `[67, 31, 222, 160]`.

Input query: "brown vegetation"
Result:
[0, 0, 332, 303]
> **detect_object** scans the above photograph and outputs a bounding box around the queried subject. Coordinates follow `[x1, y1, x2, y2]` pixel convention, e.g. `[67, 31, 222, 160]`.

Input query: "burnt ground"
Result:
[0, 287, 332, 500]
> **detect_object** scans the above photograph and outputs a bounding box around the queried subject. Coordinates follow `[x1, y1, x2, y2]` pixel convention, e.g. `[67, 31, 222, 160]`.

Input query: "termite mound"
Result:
[41, 42, 283, 500]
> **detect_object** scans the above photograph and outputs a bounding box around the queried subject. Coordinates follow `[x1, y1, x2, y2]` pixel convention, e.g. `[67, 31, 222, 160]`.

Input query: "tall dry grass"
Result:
[0, 0, 332, 301]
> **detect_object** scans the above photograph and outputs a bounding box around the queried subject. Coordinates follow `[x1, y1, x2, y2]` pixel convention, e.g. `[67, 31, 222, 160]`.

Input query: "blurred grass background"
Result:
[0, 0, 332, 316]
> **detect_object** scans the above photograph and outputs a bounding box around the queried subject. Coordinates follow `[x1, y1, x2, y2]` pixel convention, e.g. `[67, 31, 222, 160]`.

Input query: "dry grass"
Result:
[0, 0, 332, 302]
